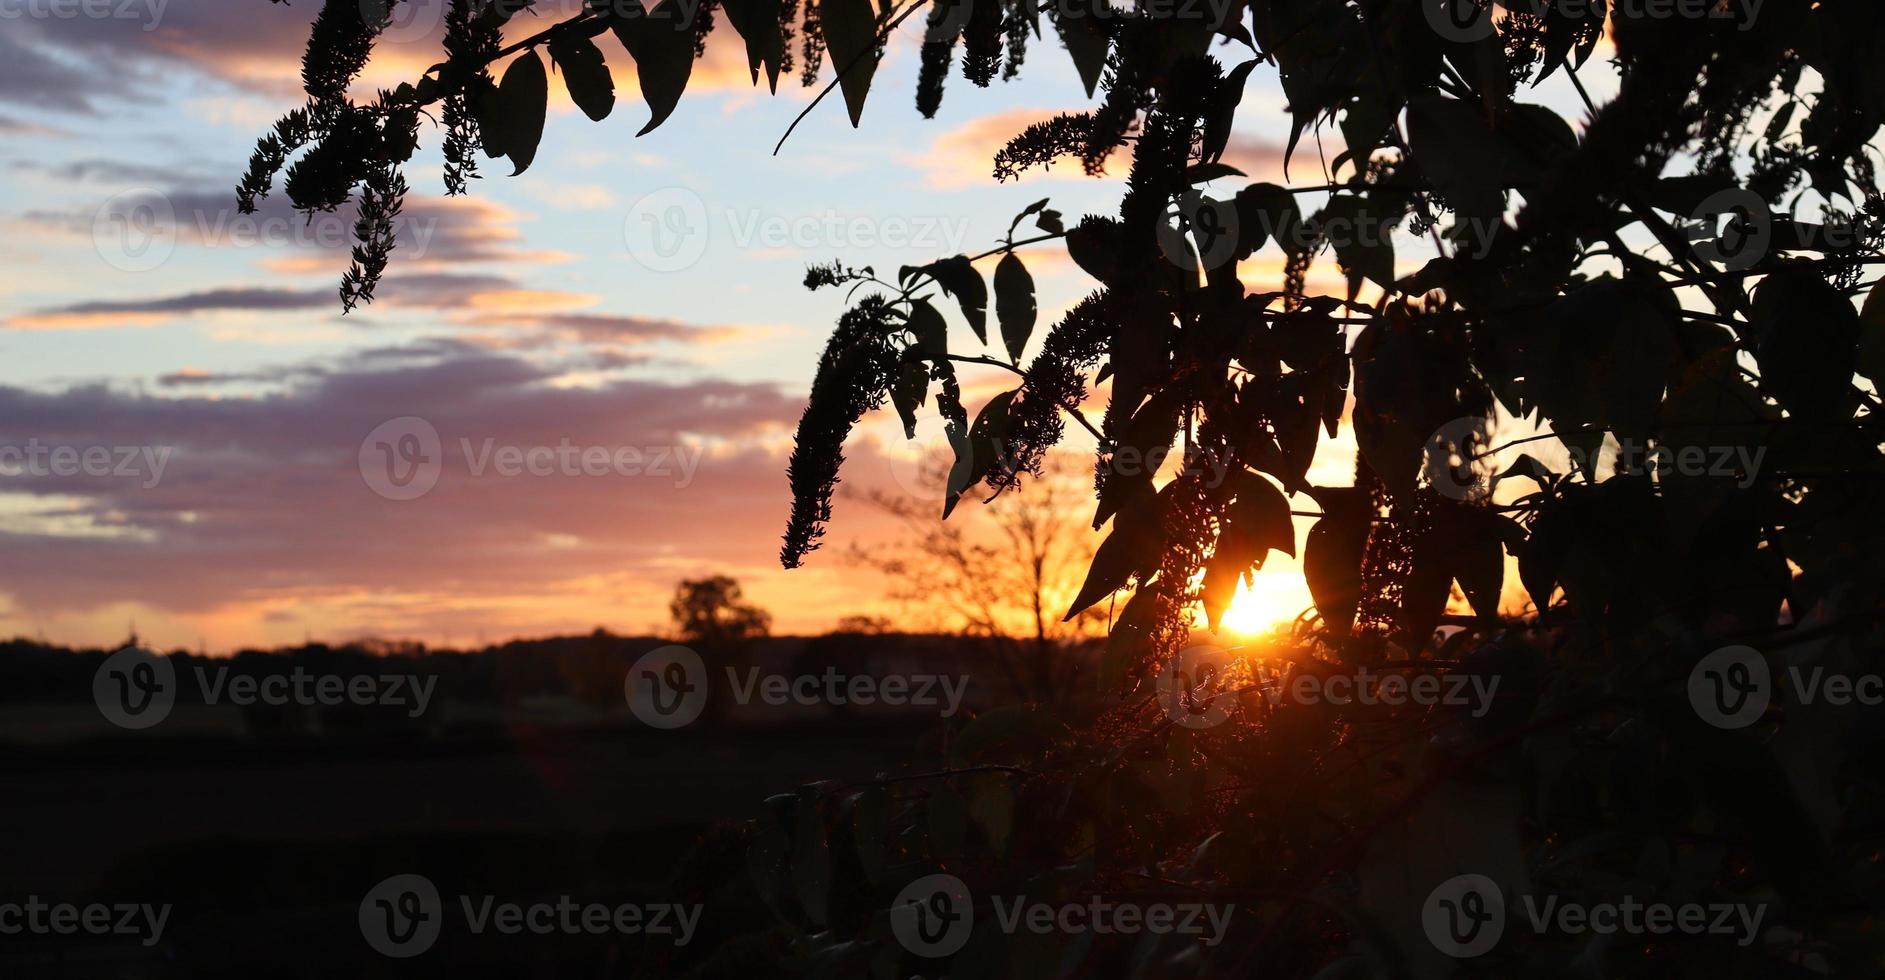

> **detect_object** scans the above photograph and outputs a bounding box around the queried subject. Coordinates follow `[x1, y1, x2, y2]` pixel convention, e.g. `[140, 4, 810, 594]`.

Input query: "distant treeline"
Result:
[0, 630, 1027, 710]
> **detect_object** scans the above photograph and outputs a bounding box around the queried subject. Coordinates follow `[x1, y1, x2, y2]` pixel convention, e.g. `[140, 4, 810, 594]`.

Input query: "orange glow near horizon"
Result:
[1217, 574, 1311, 637]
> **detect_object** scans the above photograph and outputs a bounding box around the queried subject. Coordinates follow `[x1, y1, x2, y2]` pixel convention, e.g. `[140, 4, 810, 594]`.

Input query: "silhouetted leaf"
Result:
[791, 795, 831, 924]
[1202, 472, 1296, 629]
[1235, 182, 1303, 259]
[1861, 277, 1885, 383]
[547, 32, 614, 122]
[818, 0, 882, 126]
[1751, 268, 1860, 422]
[1448, 508, 1510, 620]
[1101, 585, 1158, 691]
[723, 0, 786, 92]
[944, 388, 1014, 517]
[907, 297, 948, 358]
[1496, 454, 1558, 491]
[889, 351, 928, 438]
[1066, 216, 1121, 283]
[925, 255, 988, 343]
[497, 49, 548, 175]
[468, 75, 508, 159]
[1186, 162, 1246, 185]
[968, 774, 1014, 855]
[1406, 95, 1504, 234]
[994, 252, 1036, 362]
[611, 0, 695, 136]
[1303, 487, 1369, 636]
[1050, 6, 1108, 97]
[1316, 194, 1394, 297]
[850, 787, 888, 883]
[926, 782, 968, 857]
[1065, 508, 1163, 621]
[1200, 60, 1257, 164]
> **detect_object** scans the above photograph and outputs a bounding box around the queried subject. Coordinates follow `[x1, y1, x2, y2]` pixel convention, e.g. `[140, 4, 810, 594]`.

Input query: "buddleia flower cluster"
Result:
[781, 297, 902, 568]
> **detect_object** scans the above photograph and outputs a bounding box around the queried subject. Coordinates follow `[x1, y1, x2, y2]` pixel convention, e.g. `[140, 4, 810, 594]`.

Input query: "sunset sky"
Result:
[0, 0, 1621, 650]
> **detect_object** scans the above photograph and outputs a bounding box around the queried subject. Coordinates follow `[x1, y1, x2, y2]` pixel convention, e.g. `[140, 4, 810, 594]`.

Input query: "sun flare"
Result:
[1217, 573, 1312, 637]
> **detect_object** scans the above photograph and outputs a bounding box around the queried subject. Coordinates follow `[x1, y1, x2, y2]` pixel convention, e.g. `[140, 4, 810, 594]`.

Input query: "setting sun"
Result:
[1217, 573, 1313, 636]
